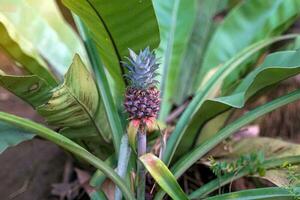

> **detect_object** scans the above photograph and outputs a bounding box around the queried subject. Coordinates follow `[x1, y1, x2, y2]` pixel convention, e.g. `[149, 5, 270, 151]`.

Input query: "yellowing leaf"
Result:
[140, 153, 188, 200]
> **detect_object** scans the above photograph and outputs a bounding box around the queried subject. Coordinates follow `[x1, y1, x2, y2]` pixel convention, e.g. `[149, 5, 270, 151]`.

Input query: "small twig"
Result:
[158, 127, 167, 160]
[166, 100, 190, 124]
[8, 179, 30, 199]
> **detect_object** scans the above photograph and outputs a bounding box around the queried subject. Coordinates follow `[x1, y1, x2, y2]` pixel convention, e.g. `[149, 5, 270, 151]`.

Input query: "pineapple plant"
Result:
[123, 47, 160, 199]
[123, 47, 160, 125]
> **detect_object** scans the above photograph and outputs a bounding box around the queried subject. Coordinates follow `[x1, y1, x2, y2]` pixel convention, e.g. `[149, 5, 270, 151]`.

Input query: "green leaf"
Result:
[140, 153, 188, 200]
[0, 121, 34, 154]
[153, 0, 197, 119]
[176, 0, 227, 104]
[163, 36, 298, 165]
[0, 111, 135, 200]
[0, 72, 54, 108]
[90, 191, 108, 200]
[63, 0, 160, 100]
[154, 89, 300, 200]
[204, 187, 300, 200]
[0, 0, 85, 75]
[37, 55, 113, 158]
[73, 18, 124, 153]
[196, 0, 300, 88]
[0, 16, 57, 86]
[90, 155, 116, 188]
[176, 47, 300, 160]
[25, 0, 87, 65]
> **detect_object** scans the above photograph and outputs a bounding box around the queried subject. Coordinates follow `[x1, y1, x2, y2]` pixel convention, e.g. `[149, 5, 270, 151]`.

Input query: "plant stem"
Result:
[115, 134, 131, 200]
[137, 129, 147, 200]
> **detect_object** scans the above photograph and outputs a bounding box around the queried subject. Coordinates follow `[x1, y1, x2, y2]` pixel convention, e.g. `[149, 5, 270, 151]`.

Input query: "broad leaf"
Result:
[63, 0, 160, 102]
[37, 55, 113, 158]
[73, 19, 124, 152]
[0, 16, 57, 86]
[177, 49, 300, 159]
[197, 0, 300, 89]
[0, 71, 53, 107]
[0, 0, 85, 75]
[205, 187, 300, 200]
[153, 0, 197, 119]
[25, 0, 87, 66]
[0, 121, 34, 154]
[140, 153, 188, 200]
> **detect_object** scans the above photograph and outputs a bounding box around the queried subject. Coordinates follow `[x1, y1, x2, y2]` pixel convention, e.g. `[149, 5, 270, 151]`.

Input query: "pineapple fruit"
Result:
[123, 47, 160, 124]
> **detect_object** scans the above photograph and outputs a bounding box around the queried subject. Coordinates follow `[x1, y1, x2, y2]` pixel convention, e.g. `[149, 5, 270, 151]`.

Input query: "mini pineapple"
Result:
[123, 47, 160, 123]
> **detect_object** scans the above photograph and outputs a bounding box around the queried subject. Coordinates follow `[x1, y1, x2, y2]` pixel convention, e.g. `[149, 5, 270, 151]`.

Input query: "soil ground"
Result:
[0, 54, 68, 200]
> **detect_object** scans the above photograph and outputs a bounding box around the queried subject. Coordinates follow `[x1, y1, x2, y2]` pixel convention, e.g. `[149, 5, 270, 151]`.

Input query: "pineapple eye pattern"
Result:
[123, 47, 160, 122]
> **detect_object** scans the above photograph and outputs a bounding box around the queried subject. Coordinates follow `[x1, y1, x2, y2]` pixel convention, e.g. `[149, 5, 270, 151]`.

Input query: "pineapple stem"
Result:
[137, 129, 147, 200]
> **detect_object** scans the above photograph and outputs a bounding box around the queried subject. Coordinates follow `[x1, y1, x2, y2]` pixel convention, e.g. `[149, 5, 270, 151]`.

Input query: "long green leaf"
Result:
[74, 17, 123, 153]
[204, 187, 300, 200]
[0, 0, 85, 75]
[163, 35, 298, 165]
[190, 155, 300, 198]
[153, 0, 197, 119]
[176, 0, 227, 104]
[0, 121, 34, 154]
[140, 153, 188, 200]
[90, 155, 116, 188]
[63, 0, 160, 103]
[196, 0, 300, 88]
[0, 111, 135, 200]
[154, 89, 300, 200]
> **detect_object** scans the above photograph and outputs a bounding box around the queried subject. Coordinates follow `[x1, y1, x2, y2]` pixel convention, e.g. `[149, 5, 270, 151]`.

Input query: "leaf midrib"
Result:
[86, 0, 126, 79]
[64, 84, 109, 142]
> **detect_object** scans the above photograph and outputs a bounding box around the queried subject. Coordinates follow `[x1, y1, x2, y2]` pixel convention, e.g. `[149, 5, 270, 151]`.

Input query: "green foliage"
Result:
[198, 0, 300, 91]
[281, 163, 300, 199]
[204, 187, 300, 200]
[0, 111, 135, 200]
[189, 156, 300, 199]
[63, 0, 160, 106]
[0, 0, 86, 75]
[209, 151, 266, 178]
[37, 55, 113, 158]
[0, 121, 34, 153]
[1, 1, 300, 200]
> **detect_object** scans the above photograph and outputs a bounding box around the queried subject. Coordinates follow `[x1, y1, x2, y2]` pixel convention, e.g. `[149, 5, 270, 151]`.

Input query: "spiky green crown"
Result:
[123, 47, 159, 89]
